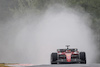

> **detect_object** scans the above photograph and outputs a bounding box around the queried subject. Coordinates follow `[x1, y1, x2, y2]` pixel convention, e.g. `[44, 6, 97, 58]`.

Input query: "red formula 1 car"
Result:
[51, 45, 86, 64]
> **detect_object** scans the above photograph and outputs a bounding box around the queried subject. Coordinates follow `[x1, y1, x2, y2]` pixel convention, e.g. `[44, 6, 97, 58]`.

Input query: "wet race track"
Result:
[14, 64, 100, 67]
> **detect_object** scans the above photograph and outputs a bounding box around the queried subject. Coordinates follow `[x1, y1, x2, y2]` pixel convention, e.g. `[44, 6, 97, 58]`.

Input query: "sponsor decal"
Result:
[65, 53, 71, 62]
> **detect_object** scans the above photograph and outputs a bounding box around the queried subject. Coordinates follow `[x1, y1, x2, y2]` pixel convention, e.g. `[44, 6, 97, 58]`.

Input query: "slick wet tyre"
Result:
[51, 53, 58, 64]
[80, 52, 86, 64]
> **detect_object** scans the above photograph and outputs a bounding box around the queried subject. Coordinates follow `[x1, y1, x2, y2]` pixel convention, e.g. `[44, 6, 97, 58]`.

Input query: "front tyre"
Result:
[51, 53, 58, 64]
[80, 52, 86, 64]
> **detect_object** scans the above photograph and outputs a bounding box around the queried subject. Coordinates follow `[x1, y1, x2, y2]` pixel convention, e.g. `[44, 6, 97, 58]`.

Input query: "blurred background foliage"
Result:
[0, 0, 100, 63]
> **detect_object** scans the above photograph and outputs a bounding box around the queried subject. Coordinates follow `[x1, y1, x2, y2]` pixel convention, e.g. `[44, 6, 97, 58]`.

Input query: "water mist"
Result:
[0, 5, 97, 64]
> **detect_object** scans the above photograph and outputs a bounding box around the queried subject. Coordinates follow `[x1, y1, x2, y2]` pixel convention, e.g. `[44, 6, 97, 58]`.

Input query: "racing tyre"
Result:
[80, 52, 86, 64]
[51, 53, 58, 64]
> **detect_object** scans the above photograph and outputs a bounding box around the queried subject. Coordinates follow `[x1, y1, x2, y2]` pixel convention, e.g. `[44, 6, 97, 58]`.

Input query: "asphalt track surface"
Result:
[16, 64, 100, 67]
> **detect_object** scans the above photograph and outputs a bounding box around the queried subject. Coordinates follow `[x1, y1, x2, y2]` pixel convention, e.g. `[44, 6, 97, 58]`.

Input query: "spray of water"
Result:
[0, 5, 97, 64]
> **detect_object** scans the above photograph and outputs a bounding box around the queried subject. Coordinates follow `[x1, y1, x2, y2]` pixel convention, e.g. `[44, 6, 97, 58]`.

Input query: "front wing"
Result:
[57, 59, 82, 63]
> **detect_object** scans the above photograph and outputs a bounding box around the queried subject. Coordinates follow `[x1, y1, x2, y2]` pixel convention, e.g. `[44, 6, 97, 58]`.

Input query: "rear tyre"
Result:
[80, 52, 86, 64]
[51, 53, 58, 64]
